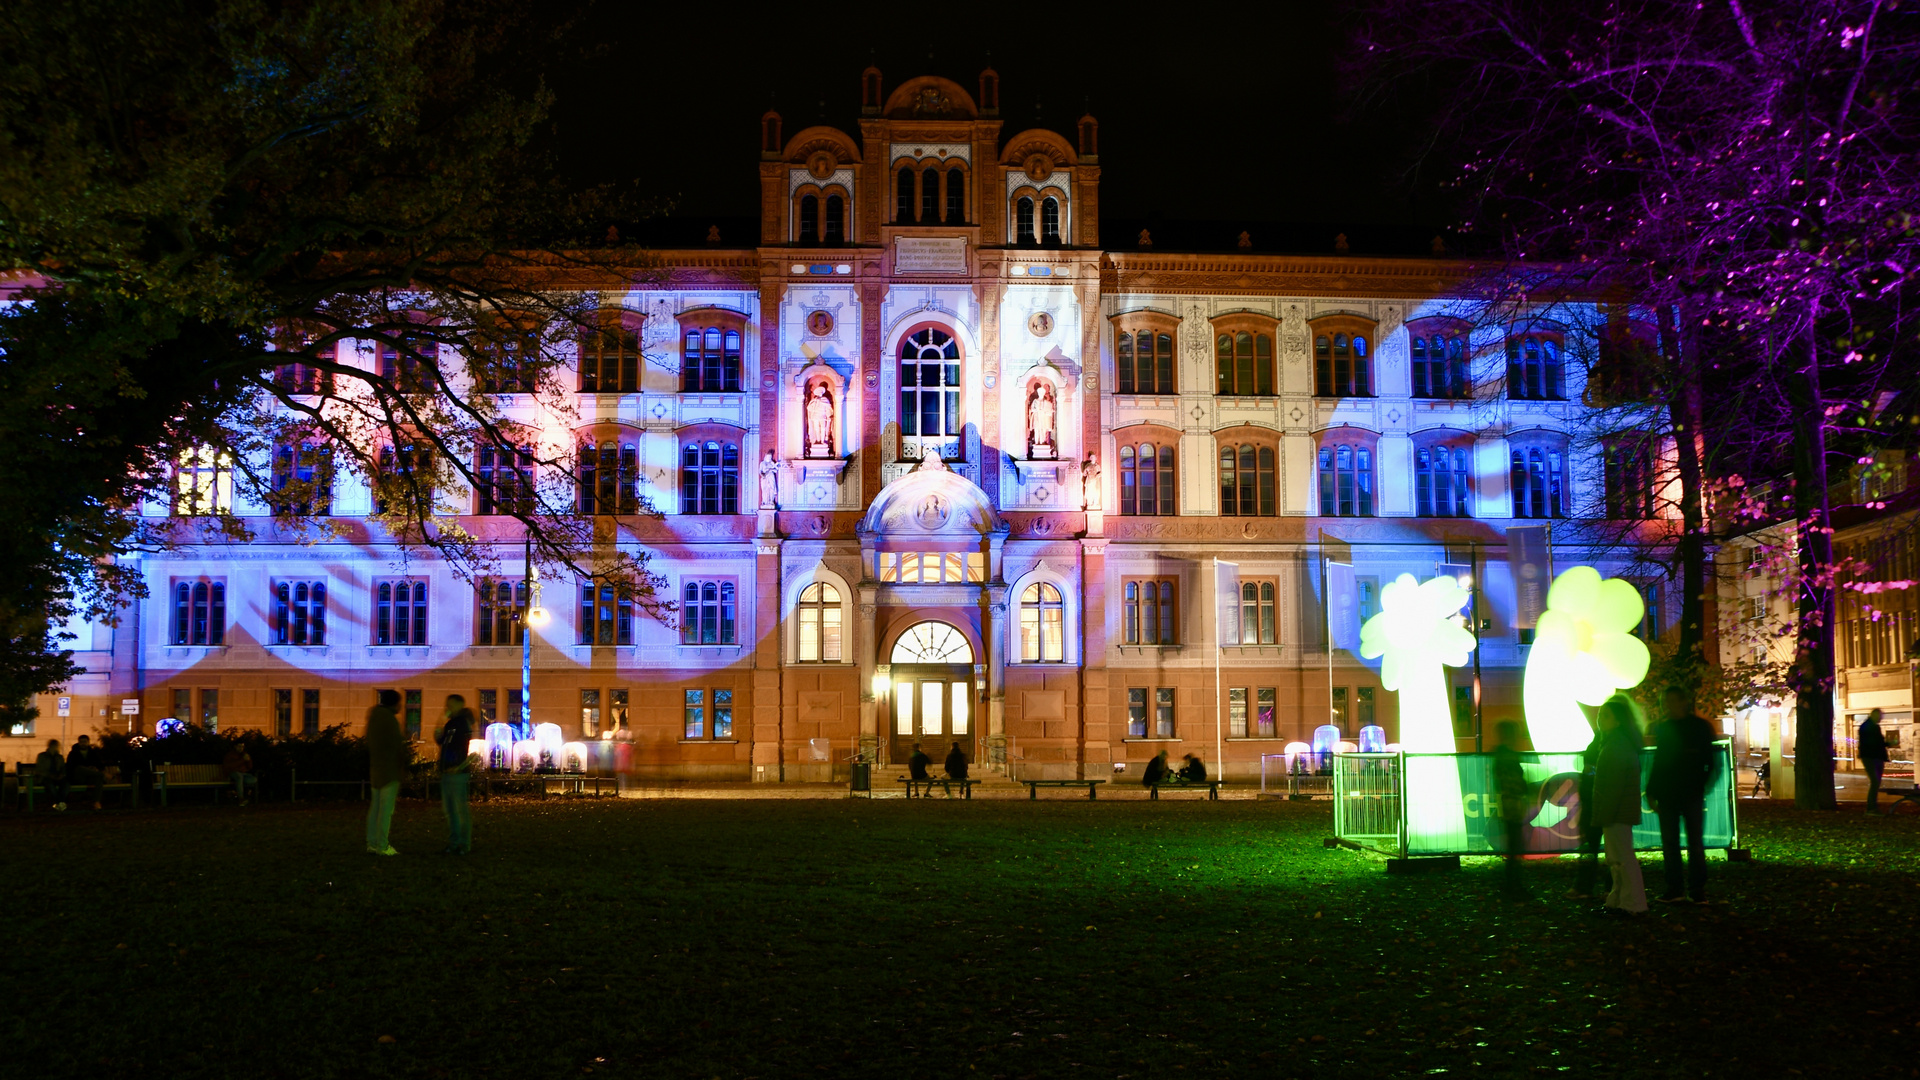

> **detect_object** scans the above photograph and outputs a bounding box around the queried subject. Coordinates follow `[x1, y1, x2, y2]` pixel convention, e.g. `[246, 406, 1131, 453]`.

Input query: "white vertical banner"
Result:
[1326, 560, 1360, 653]
[1215, 559, 1241, 645]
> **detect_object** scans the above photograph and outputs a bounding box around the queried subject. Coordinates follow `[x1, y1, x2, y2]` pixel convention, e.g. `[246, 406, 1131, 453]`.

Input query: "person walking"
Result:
[1591, 695, 1649, 916]
[364, 690, 407, 855]
[1492, 720, 1530, 899]
[1860, 708, 1890, 814]
[1649, 687, 1718, 904]
[435, 694, 476, 855]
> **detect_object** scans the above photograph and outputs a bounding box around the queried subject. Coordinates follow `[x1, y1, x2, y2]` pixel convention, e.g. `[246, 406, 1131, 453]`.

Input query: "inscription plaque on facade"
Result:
[893, 236, 969, 275]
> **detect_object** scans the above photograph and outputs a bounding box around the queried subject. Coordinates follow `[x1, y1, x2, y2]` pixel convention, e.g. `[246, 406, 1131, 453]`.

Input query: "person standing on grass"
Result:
[33, 738, 69, 811]
[1592, 695, 1649, 916]
[1860, 709, 1890, 814]
[1649, 687, 1718, 904]
[436, 694, 476, 855]
[1492, 720, 1529, 899]
[365, 689, 407, 856]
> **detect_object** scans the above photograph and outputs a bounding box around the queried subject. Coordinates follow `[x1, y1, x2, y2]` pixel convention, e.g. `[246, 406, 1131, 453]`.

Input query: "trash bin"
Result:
[850, 762, 871, 792]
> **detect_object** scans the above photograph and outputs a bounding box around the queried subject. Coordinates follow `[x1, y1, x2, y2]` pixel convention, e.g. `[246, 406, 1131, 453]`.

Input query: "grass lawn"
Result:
[7, 795, 1917, 1078]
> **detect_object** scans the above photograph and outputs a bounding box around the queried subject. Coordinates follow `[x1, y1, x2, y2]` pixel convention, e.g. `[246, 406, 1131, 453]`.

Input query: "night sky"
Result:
[546, 3, 1444, 253]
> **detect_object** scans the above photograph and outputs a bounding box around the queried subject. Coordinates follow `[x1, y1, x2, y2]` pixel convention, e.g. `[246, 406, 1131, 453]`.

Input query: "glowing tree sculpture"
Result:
[1359, 573, 1476, 851]
[1523, 567, 1651, 752]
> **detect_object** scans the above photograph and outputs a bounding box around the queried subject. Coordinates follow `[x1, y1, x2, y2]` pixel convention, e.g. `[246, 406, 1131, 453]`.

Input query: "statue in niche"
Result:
[757, 451, 780, 509]
[1026, 381, 1057, 460]
[1082, 453, 1101, 511]
[804, 380, 835, 458]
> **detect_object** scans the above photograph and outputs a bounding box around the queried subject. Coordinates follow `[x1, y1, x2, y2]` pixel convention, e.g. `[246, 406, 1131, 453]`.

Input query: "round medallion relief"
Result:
[1028, 311, 1055, 338]
[1024, 153, 1052, 182]
[806, 310, 834, 336]
[807, 152, 836, 180]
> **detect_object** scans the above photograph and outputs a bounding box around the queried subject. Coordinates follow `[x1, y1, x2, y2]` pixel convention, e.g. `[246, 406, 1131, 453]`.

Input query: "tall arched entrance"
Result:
[886, 621, 976, 765]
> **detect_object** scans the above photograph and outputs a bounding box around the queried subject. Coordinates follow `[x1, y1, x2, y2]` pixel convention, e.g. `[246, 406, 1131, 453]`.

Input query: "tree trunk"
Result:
[1661, 303, 1709, 681]
[1789, 321, 1838, 810]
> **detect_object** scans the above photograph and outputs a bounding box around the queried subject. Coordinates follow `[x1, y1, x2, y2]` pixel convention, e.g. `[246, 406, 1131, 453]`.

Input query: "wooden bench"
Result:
[897, 776, 981, 800]
[19, 766, 139, 811]
[1149, 779, 1224, 801]
[156, 763, 233, 807]
[1022, 779, 1107, 800]
[1872, 785, 1920, 812]
[541, 774, 618, 797]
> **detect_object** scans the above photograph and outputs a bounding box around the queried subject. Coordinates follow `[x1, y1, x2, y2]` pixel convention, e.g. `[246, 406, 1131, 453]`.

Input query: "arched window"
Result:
[1413, 438, 1473, 517]
[1218, 441, 1278, 516]
[273, 580, 327, 646]
[1015, 197, 1036, 244]
[475, 444, 533, 515]
[896, 167, 914, 222]
[580, 314, 640, 393]
[891, 621, 974, 663]
[1506, 334, 1566, 400]
[944, 169, 965, 223]
[172, 580, 226, 645]
[476, 579, 525, 645]
[824, 195, 845, 244]
[1019, 582, 1065, 662]
[173, 445, 232, 516]
[1604, 434, 1656, 519]
[1411, 327, 1470, 399]
[375, 442, 433, 516]
[579, 583, 634, 646]
[797, 582, 843, 662]
[577, 438, 639, 515]
[375, 580, 428, 646]
[1116, 329, 1175, 395]
[898, 327, 962, 461]
[1119, 440, 1177, 516]
[1239, 581, 1277, 644]
[1122, 580, 1177, 645]
[683, 326, 742, 393]
[680, 580, 736, 644]
[798, 194, 818, 243]
[1314, 332, 1373, 397]
[921, 166, 940, 222]
[680, 440, 740, 515]
[1214, 331, 1275, 396]
[1317, 438, 1375, 517]
[1510, 440, 1568, 518]
[1041, 197, 1061, 244]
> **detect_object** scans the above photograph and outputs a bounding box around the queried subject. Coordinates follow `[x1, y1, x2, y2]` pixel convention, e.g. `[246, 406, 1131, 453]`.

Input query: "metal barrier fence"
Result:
[1332, 753, 1403, 853]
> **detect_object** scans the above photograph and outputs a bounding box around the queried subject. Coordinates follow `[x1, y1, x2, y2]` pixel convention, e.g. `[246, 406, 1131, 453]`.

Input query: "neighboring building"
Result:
[20, 69, 1678, 779]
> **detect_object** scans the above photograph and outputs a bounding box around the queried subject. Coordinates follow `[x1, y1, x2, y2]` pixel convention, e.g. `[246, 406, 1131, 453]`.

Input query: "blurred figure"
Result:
[33, 738, 69, 811]
[221, 742, 257, 805]
[1649, 686, 1718, 903]
[1568, 721, 1604, 900]
[1592, 695, 1648, 916]
[436, 694, 476, 855]
[907, 742, 932, 782]
[1492, 720, 1529, 898]
[1176, 753, 1207, 783]
[943, 741, 969, 780]
[1142, 750, 1170, 788]
[67, 734, 107, 809]
[365, 689, 406, 855]
[1860, 708, 1889, 814]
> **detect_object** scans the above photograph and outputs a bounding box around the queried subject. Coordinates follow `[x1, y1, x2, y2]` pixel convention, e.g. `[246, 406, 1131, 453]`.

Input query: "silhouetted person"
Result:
[33, 738, 69, 811]
[907, 742, 932, 781]
[1142, 750, 1170, 788]
[66, 734, 106, 809]
[1176, 753, 1207, 783]
[1649, 686, 1718, 903]
[436, 694, 476, 855]
[1492, 720, 1530, 898]
[1860, 708, 1890, 814]
[1569, 725, 1604, 900]
[221, 743, 256, 805]
[365, 689, 406, 855]
[943, 742, 968, 780]
[1593, 695, 1648, 916]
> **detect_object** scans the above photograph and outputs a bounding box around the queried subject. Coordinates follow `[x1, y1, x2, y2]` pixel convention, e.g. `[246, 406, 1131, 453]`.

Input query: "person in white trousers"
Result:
[1591, 694, 1649, 916]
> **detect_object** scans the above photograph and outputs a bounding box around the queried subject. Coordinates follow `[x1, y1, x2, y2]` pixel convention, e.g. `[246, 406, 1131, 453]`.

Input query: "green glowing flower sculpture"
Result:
[1523, 566, 1651, 752]
[1359, 573, 1476, 850]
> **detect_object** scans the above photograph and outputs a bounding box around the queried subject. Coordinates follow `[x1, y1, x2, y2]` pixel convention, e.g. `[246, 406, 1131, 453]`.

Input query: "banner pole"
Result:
[1213, 557, 1223, 779]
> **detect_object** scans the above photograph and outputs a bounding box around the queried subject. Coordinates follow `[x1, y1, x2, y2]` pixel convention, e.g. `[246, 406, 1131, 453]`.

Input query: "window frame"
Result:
[578, 582, 636, 646]
[678, 431, 743, 515]
[1236, 579, 1279, 645]
[1505, 330, 1568, 401]
[1411, 430, 1475, 518]
[474, 443, 535, 516]
[676, 309, 749, 394]
[683, 687, 736, 741]
[172, 445, 233, 516]
[1121, 577, 1179, 646]
[1509, 435, 1570, 519]
[170, 579, 227, 646]
[374, 579, 430, 647]
[1603, 432, 1658, 520]
[271, 580, 327, 646]
[896, 324, 965, 462]
[796, 580, 846, 663]
[579, 310, 643, 394]
[1116, 427, 1179, 517]
[1316, 431, 1378, 518]
[1310, 315, 1377, 398]
[476, 578, 527, 646]
[1216, 431, 1279, 517]
[1211, 313, 1279, 397]
[1017, 580, 1067, 663]
[578, 430, 641, 516]
[269, 438, 333, 517]
[679, 578, 739, 646]
[1406, 318, 1472, 400]
[1111, 311, 1178, 396]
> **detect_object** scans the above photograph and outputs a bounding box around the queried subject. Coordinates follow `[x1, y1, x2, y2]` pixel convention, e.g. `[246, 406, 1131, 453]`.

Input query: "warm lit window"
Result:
[681, 580, 737, 645]
[1019, 582, 1065, 662]
[1510, 440, 1569, 518]
[683, 326, 742, 393]
[272, 581, 326, 646]
[1115, 328, 1175, 395]
[1218, 441, 1277, 516]
[1228, 687, 1279, 738]
[1127, 687, 1176, 738]
[1410, 326, 1470, 399]
[476, 579, 526, 645]
[375, 580, 429, 646]
[1414, 437, 1472, 518]
[1317, 439, 1375, 517]
[877, 552, 987, 583]
[1123, 579, 1177, 645]
[475, 444, 534, 515]
[580, 315, 641, 394]
[797, 582, 843, 662]
[579, 583, 634, 646]
[679, 440, 740, 515]
[578, 438, 639, 515]
[1239, 581, 1277, 644]
[898, 327, 962, 461]
[1314, 331, 1373, 397]
[1506, 334, 1566, 400]
[684, 689, 734, 739]
[270, 440, 332, 516]
[1215, 331, 1275, 396]
[171, 580, 226, 646]
[1604, 434, 1657, 519]
[1119, 440, 1177, 516]
[173, 446, 233, 515]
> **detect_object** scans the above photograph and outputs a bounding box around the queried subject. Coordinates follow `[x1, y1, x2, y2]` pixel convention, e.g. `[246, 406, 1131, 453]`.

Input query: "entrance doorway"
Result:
[887, 622, 977, 766]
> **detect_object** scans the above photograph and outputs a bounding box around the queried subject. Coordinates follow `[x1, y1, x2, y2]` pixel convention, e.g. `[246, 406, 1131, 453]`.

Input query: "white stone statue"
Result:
[805, 380, 834, 458]
[1082, 453, 1100, 511]
[757, 450, 780, 509]
[1027, 381, 1057, 459]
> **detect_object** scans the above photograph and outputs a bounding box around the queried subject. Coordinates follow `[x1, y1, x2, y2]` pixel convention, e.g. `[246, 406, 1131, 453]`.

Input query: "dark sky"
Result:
[546, 2, 1441, 252]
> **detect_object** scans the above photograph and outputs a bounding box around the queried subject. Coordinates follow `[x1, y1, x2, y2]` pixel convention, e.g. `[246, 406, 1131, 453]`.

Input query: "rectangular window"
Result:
[1128, 687, 1149, 738]
[172, 446, 233, 515]
[1155, 688, 1176, 739]
[302, 689, 321, 735]
[477, 580, 527, 646]
[199, 689, 219, 734]
[1238, 580, 1278, 645]
[1331, 686, 1349, 729]
[1122, 578, 1178, 645]
[683, 327, 743, 393]
[1358, 687, 1376, 728]
[475, 445, 534, 516]
[404, 689, 423, 739]
[507, 688, 525, 727]
[609, 689, 630, 734]
[684, 689, 705, 739]
[1229, 687, 1249, 738]
[713, 689, 734, 738]
[272, 581, 327, 646]
[270, 441, 334, 516]
[375, 580, 429, 646]
[1638, 583, 1664, 642]
[274, 688, 293, 738]
[581, 689, 601, 738]
[581, 319, 641, 394]
[579, 584, 635, 646]
[172, 687, 191, 723]
[171, 580, 227, 646]
[680, 580, 738, 645]
[1452, 685, 1474, 739]
[1256, 688, 1277, 738]
[479, 688, 498, 728]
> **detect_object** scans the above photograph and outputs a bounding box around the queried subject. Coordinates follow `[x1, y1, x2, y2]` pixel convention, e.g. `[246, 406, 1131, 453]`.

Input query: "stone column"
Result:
[858, 594, 879, 744]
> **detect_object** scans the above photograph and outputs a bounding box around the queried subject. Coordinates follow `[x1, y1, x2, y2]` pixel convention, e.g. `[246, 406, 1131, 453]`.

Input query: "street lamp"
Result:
[518, 534, 547, 739]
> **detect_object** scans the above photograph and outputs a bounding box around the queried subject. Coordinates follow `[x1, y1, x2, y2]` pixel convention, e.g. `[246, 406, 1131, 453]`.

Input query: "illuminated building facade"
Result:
[27, 69, 1677, 780]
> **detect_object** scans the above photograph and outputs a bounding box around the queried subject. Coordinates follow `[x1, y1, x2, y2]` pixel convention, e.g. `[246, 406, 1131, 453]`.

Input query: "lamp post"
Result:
[518, 532, 550, 739]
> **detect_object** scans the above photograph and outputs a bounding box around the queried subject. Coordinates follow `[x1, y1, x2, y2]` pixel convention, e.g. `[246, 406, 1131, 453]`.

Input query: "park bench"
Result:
[290, 767, 369, 801]
[18, 764, 139, 811]
[897, 776, 981, 800]
[1021, 779, 1107, 801]
[155, 763, 234, 807]
[541, 774, 618, 797]
[1148, 779, 1224, 801]
[1872, 785, 1920, 812]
